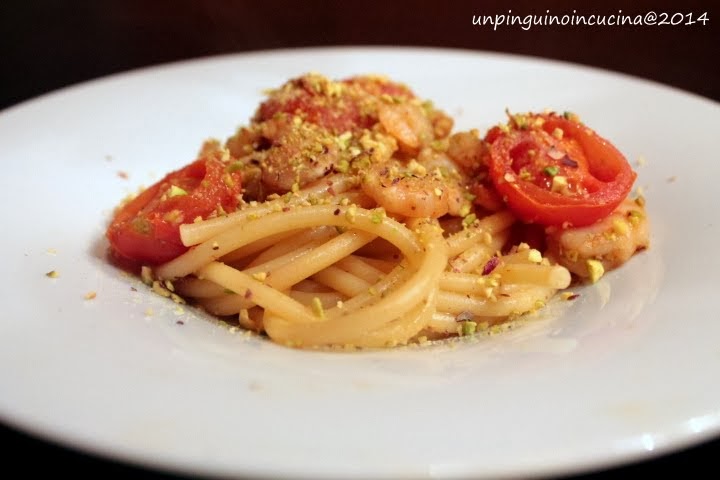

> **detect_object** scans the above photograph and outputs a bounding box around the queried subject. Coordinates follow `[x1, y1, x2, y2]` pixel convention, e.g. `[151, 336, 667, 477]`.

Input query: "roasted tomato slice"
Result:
[485, 112, 636, 227]
[106, 152, 242, 265]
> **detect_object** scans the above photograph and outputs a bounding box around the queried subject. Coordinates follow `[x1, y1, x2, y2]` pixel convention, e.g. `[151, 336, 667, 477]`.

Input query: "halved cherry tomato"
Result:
[106, 152, 242, 265]
[485, 112, 636, 227]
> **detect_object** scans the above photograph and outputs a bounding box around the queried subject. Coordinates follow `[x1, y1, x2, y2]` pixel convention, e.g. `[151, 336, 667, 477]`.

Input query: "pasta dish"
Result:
[106, 73, 649, 349]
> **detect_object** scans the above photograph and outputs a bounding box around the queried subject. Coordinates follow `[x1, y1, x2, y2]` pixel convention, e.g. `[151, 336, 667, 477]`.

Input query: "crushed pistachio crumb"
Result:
[563, 111, 579, 122]
[612, 218, 630, 236]
[586, 259, 605, 283]
[461, 321, 478, 336]
[45, 270, 59, 278]
[543, 165, 560, 177]
[170, 293, 186, 305]
[430, 139, 448, 151]
[627, 210, 643, 226]
[335, 159, 350, 173]
[252, 271, 268, 282]
[370, 209, 385, 224]
[462, 213, 477, 228]
[527, 249, 542, 263]
[551, 175, 567, 193]
[345, 204, 358, 223]
[227, 161, 243, 173]
[223, 173, 235, 187]
[152, 280, 171, 298]
[168, 185, 188, 197]
[512, 112, 529, 129]
[407, 159, 426, 176]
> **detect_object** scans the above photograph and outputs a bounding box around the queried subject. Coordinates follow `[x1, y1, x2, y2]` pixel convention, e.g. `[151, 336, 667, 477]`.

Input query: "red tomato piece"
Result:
[106, 154, 242, 266]
[255, 74, 416, 134]
[485, 112, 636, 227]
[256, 75, 366, 133]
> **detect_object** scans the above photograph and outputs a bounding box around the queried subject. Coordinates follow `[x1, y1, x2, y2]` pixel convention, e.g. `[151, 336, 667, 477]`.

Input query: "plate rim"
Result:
[2, 45, 720, 480]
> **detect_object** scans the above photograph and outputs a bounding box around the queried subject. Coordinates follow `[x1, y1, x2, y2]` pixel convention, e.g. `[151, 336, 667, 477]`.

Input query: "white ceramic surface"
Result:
[1, 47, 719, 479]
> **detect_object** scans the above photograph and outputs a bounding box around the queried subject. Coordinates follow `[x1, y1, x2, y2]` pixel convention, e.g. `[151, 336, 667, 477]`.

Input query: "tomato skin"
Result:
[486, 113, 636, 227]
[106, 155, 242, 266]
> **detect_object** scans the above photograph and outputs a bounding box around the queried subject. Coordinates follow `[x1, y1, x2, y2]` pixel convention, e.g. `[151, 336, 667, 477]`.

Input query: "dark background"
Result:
[1, 0, 719, 111]
[1, 0, 718, 478]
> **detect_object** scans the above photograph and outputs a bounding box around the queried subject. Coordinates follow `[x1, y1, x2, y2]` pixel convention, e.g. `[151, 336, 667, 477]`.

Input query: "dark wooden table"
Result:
[2, 1, 718, 478]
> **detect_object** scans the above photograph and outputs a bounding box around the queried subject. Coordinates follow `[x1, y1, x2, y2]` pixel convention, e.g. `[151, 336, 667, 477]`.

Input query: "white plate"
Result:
[1, 47, 719, 479]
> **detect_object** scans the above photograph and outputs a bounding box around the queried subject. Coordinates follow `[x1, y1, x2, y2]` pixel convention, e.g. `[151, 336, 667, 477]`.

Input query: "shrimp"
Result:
[361, 161, 467, 218]
[225, 115, 341, 196]
[378, 102, 434, 152]
[545, 198, 650, 278]
[417, 146, 472, 182]
[446, 130, 486, 174]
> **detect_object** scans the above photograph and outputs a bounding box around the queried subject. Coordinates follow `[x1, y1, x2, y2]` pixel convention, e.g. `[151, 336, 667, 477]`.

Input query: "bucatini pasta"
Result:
[106, 73, 649, 349]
